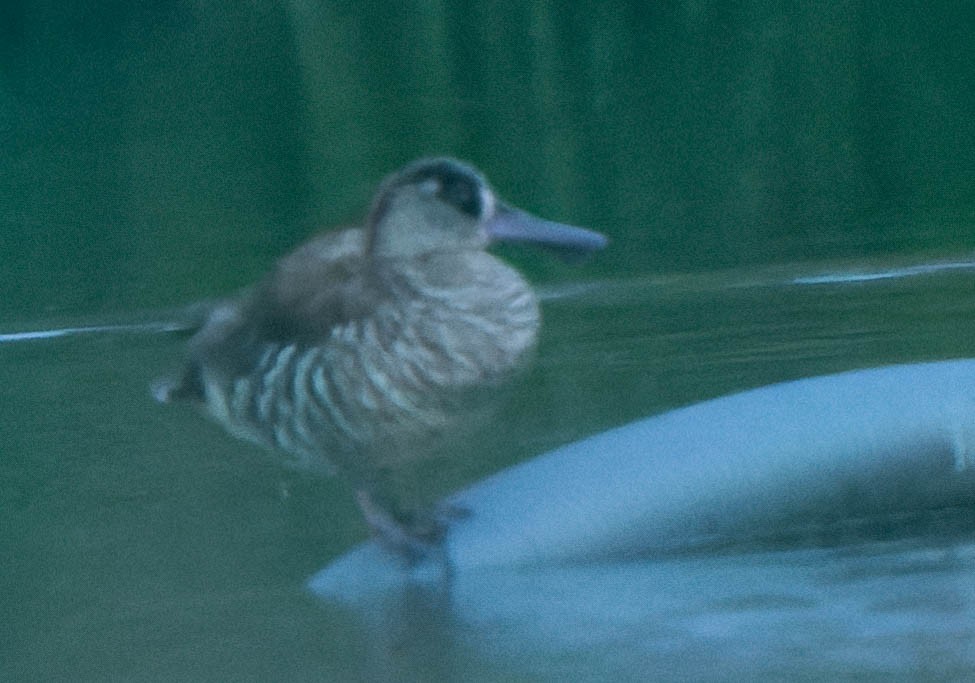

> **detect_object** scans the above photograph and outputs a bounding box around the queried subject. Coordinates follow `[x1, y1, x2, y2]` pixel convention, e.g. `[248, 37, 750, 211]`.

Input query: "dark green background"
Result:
[2, 2, 975, 679]
[2, 2, 973, 322]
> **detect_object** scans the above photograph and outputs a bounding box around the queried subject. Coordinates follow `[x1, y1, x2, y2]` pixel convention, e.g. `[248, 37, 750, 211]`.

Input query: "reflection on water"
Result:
[441, 537, 975, 680]
[3, 261, 975, 679]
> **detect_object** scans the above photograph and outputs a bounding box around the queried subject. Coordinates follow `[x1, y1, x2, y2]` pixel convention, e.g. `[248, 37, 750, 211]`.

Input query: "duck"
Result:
[154, 157, 607, 561]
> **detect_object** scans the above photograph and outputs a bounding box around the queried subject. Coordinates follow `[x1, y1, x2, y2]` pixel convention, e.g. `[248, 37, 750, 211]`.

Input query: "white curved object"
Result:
[310, 360, 975, 596]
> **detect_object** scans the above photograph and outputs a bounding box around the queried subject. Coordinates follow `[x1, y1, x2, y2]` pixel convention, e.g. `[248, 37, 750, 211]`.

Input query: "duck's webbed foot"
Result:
[354, 489, 465, 566]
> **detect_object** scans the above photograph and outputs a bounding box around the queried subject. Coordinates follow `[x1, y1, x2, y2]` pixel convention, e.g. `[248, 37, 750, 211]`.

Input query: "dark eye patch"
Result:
[416, 161, 483, 218]
[438, 172, 481, 217]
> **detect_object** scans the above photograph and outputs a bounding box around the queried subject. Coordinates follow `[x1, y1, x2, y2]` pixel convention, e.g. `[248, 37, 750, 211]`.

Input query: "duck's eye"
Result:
[436, 174, 481, 218]
[409, 160, 485, 218]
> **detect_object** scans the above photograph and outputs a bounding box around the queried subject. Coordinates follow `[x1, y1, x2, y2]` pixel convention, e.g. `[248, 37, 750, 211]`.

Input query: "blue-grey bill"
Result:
[487, 206, 608, 253]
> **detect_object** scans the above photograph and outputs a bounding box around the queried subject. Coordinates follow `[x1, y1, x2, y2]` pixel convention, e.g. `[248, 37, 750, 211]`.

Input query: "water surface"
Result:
[3, 262, 975, 680]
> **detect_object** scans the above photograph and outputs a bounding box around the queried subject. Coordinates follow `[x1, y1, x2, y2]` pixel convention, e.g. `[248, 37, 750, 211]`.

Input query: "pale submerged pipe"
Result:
[311, 359, 975, 597]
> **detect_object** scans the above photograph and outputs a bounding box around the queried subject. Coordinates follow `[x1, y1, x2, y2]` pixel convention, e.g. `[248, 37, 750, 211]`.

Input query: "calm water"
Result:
[4, 264, 975, 680]
[3, 2, 975, 680]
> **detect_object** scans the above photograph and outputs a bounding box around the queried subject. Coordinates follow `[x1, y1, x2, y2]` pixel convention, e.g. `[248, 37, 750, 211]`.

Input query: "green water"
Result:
[2, 2, 975, 680]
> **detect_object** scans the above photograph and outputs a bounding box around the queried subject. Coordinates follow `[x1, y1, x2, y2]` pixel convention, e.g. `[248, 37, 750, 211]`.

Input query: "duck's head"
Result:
[366, 157, 607, 259]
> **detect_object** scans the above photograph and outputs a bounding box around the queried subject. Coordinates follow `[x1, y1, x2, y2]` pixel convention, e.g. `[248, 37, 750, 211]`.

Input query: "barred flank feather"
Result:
[198, 253, 539, 481]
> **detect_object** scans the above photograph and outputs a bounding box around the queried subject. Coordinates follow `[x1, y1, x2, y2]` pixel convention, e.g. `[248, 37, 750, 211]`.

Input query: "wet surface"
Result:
[4, 265, 975, 680]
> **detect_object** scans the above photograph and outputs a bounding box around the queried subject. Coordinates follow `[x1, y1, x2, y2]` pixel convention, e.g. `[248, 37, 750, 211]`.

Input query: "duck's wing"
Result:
[251, 228, 381, 343]
[157, 228, 381, 402]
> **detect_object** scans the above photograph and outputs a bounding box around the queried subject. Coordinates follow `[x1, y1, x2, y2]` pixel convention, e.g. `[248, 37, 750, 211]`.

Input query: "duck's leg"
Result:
[354, 489, 447, 565]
